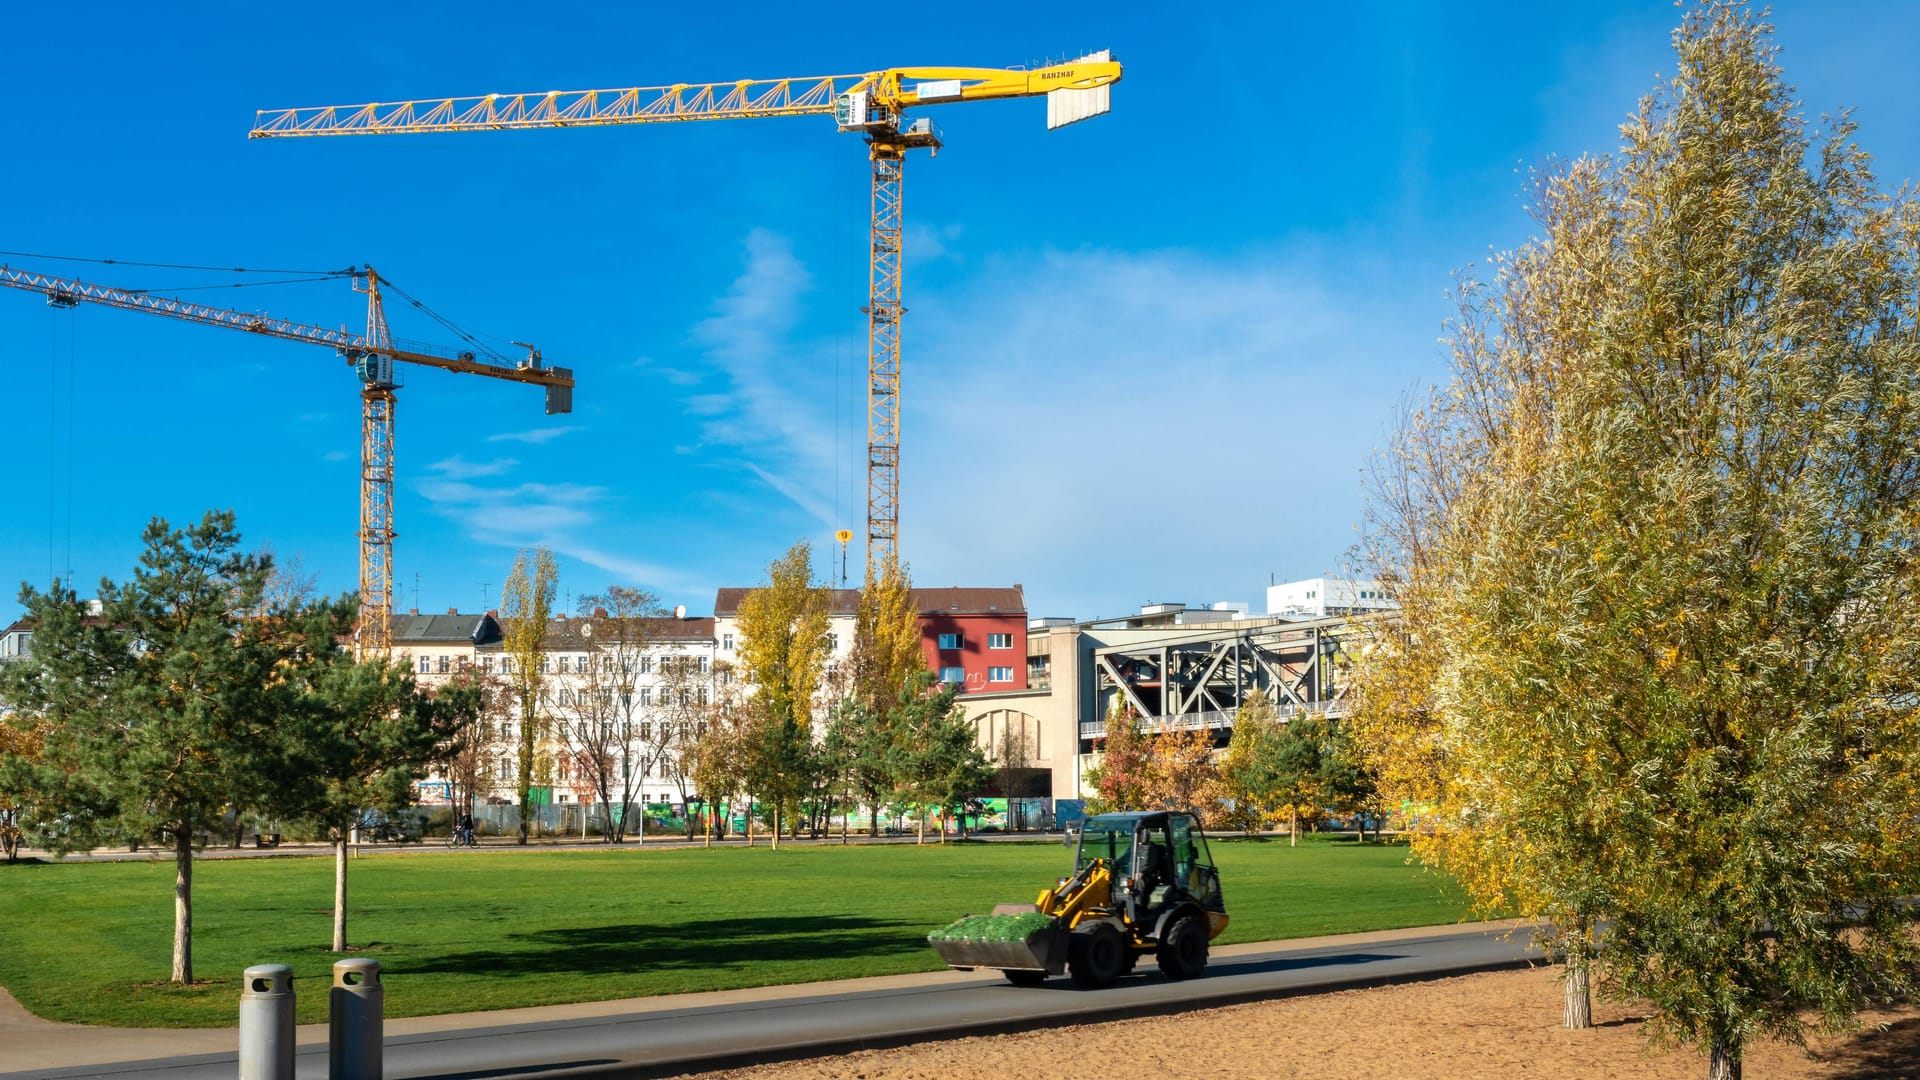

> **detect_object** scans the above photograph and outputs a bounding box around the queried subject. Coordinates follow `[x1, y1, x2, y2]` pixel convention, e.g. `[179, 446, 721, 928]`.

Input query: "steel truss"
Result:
[1084, 618, 1359, 742]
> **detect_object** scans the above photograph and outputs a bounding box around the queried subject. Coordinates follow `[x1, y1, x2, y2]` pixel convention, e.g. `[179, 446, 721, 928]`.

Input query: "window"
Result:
[438, 655, 450, 673]
[825, 632, 838, 651]
[723, 633, 734, 651]
[988, 633, 1012, 650]
[940, 665, 965, 685]
[938, 633, 963, 650]
[697, 688, 709, 705]
[418, 655, 431, 673]
[541, 656, 552, 674]
[989, 666, 1014, 683]
[559, 655, 572, 674]
[482, 655, 495, 673]
[638, 688, 653, 706]
[697, 656, 709, 674]
[639, 656, 654, 674]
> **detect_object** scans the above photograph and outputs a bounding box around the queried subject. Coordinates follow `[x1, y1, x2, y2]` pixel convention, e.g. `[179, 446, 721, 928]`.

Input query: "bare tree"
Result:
[995, 723, 1034, 831]
[552, 588, 664, 842]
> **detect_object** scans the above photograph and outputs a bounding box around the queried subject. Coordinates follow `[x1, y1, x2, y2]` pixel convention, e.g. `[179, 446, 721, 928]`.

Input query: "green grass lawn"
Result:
[0, 835, 1473, 1028]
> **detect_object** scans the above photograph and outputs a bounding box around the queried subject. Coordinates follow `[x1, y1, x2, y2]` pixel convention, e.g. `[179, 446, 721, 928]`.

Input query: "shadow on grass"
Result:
[405, 914, 927, 978]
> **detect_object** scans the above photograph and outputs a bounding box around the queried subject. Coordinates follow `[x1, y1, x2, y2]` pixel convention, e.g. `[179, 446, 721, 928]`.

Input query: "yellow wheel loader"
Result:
[928, 810, 1229, 989]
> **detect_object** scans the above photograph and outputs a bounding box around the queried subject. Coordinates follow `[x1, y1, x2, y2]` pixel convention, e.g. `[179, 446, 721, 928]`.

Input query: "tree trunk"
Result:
[1289, 807, 1298, 847]
[771, 804, 781, 850]
[172, 825, 193, 984]
[332, 837, 349, 952]
[1562, 937, 1592, 1029]
[1709, 1043, 1741, 1080]
[747, 806, 755, 847]
[916, 813, 925, 845]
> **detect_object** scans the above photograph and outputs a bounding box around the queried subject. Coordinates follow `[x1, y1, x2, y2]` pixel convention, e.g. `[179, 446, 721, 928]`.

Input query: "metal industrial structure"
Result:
[249, 55, 1122, 573]
[1073, 614, 1362, 745]
[0, 264, 573, 655]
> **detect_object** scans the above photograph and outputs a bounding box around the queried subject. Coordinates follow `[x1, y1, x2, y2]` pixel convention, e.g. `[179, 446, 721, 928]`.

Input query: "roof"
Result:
[711, 588, 862, 618]
[479, 615, 716, 650]
[389, 613, 500, 646]
[911, 586, 1025, 616]
[712, 585, 1025, 618]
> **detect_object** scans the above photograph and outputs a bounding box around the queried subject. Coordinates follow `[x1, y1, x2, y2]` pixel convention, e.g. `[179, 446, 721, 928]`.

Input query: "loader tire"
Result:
[1003, 969, 1048, 987]
[1156, 915, 1209, 980]
[1069, 922, 1127, 989]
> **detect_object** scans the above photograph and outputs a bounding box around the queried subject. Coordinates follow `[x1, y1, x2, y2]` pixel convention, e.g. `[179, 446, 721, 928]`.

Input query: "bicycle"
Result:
[445, 826, 478, 848]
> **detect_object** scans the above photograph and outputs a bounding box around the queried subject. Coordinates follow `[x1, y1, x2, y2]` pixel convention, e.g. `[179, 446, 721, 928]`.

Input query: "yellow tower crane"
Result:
[249, 54, 1121, 574]
[0, 264, 574, 656]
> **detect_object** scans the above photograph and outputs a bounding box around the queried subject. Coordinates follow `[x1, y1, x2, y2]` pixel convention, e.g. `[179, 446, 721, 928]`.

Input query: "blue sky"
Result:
[4, 2, 1918, 623]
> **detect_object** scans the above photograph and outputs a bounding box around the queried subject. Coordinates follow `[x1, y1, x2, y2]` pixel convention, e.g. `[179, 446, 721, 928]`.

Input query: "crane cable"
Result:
[376, 274, 514, 365]
[0, 248, 356, 276]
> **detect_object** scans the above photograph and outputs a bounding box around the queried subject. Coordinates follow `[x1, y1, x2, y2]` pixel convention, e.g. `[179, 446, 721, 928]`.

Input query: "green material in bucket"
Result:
[928, 911, 1056, 944]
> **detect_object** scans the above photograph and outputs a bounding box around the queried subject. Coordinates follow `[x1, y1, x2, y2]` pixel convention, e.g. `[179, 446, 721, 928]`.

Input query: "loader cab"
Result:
[1072, 811, 1224, 921]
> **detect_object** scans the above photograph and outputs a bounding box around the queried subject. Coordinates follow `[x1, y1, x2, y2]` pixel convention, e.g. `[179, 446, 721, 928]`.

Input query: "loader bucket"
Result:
[928, 912, 1067, 974]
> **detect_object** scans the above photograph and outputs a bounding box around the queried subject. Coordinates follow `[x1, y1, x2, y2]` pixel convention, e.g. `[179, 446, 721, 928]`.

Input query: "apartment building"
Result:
[392, 608, 717, 811]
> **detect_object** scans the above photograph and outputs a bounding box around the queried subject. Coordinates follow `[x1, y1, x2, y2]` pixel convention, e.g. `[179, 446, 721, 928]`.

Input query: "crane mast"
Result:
[0, 264, 574, 656]
[252, 54, 1118, 575]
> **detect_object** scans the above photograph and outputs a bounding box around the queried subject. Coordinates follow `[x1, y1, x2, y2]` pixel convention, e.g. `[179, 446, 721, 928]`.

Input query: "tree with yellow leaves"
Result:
[500, 546, 558, 845]
[1353, 6, 1920, 1074]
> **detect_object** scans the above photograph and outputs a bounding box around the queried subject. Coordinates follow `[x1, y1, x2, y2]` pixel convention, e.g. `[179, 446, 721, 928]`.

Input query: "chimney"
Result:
[486, 609, 498, 618]
[594, 606, 608, 618]
[408, 608, 419, 616]
[556, 612, 568, 620]
[447, 607, 459, 616]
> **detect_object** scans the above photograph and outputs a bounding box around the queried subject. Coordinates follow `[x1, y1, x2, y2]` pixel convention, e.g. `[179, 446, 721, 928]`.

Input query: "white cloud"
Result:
[905, 222, 964, 263]
[322, 450, 349, 462]
[427, 454, 520, 480]
[487, 425, 579, 445]
[897, 245, 1435, 618]
[683, 229, 845, 529]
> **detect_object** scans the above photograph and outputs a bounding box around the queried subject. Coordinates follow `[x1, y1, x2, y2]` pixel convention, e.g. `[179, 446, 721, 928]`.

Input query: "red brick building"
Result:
[912, 586, 1027, 694]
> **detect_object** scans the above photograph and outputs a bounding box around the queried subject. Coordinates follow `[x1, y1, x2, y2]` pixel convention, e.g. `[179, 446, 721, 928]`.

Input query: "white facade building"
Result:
[1264, 577, 1399, 620]
[393, 609, 719, 812]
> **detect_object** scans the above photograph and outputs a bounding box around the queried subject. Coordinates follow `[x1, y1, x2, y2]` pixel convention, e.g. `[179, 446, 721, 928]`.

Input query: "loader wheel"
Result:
[1069, 922, 1127, 989]
[1156, 915, 1209, 980]
[1003, 969, 1048, 987]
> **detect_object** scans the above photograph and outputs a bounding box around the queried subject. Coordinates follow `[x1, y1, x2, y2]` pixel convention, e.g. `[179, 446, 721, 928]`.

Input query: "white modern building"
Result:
[1265, 577, 1399, 620]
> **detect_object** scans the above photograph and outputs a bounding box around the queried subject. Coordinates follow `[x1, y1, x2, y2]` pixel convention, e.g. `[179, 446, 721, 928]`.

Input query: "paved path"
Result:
[3, 920, 1534, 1080]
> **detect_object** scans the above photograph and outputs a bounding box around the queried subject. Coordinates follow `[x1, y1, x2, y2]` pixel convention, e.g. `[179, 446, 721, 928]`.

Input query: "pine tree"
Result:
[0, 512, 340, 983]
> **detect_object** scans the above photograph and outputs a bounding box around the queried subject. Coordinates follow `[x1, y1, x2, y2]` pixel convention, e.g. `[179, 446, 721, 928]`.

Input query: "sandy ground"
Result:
[687, 967, 1920, 1080]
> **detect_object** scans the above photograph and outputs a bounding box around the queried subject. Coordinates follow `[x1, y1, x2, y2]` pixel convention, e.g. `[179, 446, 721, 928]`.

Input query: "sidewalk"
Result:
[0, 920, 1527, 1075]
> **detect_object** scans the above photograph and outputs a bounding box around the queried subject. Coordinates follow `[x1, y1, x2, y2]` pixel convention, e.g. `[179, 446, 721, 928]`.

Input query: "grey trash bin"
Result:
[328, 958, 382, 1080]
[239, 964, 295, 1080]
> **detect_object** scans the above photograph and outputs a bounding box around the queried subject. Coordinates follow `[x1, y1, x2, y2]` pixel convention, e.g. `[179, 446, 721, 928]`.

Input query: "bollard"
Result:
[238, 964, 295, 1080]
[328, 958, 382, 1080]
